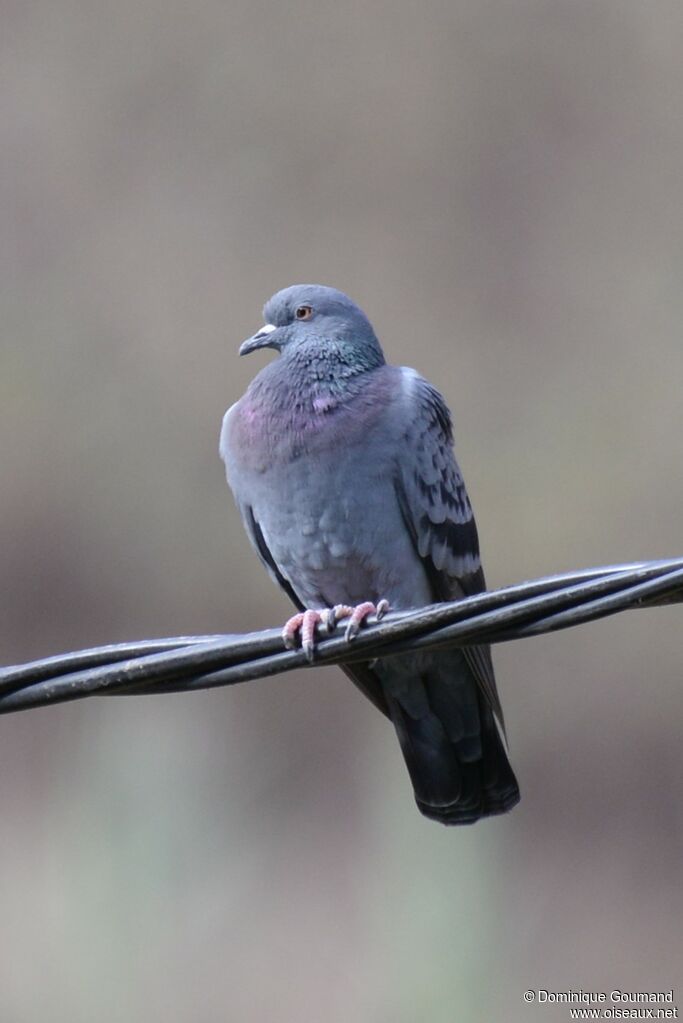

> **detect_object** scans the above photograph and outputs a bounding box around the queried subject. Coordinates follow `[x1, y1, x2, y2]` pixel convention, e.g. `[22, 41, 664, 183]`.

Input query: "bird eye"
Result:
[295, 305, 313, 320]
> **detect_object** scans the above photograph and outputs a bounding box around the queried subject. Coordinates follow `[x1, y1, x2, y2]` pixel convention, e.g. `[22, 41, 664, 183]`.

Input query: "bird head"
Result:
[239, 285, 385, 370]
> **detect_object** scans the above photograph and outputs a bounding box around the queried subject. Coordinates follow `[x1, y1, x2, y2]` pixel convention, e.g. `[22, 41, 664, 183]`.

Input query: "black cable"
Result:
[0, 558, 680, 715]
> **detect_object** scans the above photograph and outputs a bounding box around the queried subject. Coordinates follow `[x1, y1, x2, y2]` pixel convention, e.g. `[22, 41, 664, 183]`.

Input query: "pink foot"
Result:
[282, 609, 327, 662]
[329, 600, 391, 640]
[282, 600, 390, 661]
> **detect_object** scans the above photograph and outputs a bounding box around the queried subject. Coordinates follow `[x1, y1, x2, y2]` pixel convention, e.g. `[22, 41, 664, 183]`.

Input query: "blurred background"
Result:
[2, 1, 682, 1019]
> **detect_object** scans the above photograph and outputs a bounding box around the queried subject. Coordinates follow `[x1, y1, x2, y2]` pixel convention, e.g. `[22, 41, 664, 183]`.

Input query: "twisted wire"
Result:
[0, 557, 681, 715]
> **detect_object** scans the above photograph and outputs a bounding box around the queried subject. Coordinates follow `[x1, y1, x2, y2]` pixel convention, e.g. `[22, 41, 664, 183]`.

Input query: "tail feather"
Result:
[377, 652, 520, 825]
[388, 690, 519, 824]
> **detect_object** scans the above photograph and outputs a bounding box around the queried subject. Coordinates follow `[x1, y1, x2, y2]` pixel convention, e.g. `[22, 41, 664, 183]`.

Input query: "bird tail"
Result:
[380, 656, 520, 825]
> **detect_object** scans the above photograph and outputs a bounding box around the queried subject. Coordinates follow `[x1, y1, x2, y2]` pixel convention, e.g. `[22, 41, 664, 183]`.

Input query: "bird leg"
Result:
[282, 609, 326, 662]
[330, 600, 391, 640]
[282, 600, 390, 662]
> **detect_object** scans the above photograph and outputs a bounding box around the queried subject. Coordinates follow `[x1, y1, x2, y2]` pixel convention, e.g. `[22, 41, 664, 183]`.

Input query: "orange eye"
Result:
[295, 305, 313, 320]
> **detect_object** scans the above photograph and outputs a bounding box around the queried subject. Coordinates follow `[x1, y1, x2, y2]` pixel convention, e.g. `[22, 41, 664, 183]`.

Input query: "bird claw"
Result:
[282, 599, 390, 661]
[340, 599, 390, 640]
[282, 609, 324, 662]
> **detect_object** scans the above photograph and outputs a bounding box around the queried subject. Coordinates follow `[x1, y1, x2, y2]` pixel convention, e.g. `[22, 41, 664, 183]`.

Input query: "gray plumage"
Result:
[220, 284, 519, 824]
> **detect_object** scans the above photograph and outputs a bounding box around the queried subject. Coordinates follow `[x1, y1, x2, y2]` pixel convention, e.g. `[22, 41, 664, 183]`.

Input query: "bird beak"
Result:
[239, 323, 279, 356]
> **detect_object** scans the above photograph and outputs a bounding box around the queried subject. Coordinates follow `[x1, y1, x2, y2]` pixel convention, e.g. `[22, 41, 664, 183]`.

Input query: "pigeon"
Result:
[220, 285, 520, 824]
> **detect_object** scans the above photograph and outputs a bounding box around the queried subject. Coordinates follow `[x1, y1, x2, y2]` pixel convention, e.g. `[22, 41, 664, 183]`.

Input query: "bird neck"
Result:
[253, 344, 383, 413]
[236, 356, 395, 466]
